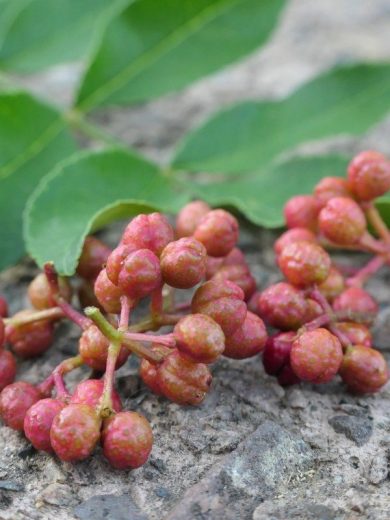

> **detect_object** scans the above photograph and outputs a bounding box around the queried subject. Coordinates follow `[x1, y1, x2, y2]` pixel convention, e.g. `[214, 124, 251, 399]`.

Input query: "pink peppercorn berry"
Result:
[70, 379, 122, 412]
[160, 237, 207, 289]
[121, 213, 174, 257]
[0, 350, 17, 391]
[339, 345, 389, 394]
[223, 311, 267, 359]
[175, 200, 211, 238]
[278, 241, 331, 288]
[284, 195, 320, 232]
[319, 197, 366, 246]
[194, 209, 239, 257]
[24, 398, 65, 452]
[0, 381, 41, 431]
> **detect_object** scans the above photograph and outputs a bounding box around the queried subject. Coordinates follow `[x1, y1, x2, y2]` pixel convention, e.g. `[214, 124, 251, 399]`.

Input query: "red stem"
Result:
[123, 331, 176, 348]
[346, 255, 385, 288]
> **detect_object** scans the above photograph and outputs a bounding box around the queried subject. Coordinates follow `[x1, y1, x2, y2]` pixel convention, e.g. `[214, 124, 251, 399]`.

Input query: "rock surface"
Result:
[1, 1, 390, 519]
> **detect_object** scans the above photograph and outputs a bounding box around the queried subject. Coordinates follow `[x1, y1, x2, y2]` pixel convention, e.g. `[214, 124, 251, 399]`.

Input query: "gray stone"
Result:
[0, 481, 24, 492]
[166, 421, 313, 520]
[74, 494, 147, 520]
[367, 453, 389, 485]
[328, 414, 373, 446]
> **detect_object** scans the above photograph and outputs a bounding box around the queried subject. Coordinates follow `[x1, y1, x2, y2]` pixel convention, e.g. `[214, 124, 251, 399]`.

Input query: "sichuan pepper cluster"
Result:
[0, 150, 389, 470]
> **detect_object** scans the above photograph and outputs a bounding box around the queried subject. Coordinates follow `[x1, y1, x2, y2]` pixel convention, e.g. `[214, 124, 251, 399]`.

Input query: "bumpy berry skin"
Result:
[191, 280, 246, 335]
[117, 249, 161, 301]
[50, 404, 101, 462]
[223, 312, 267, 359]
[121, 213, 174, 257]
[278, 241, 331, 288]
[284, 195, 320, 232]
[23, 398, 65, 452]
[318, 267, 345, 302]
[333, 287, 378, 325]
[303, 298, 323, 323]
[263, 332, 295, 375]
[274, 228, 317, 257]
[176, 200, 211, 238]
[156, 350, 212, 405]
[347, 150, 390, 201]
[262, 332, 300, 386]
[102, 411, 153, 469]
[79, 325, 129, 372]
[211, 264, 256, 301]
[0, 296, 8, 318]
[6, 311, 54, 358]
[174, 314, 225, 364]
[70, 379, 122, 412]
[0, 382, 41, 431]
[139, 346, 171, 396]
[335, 322, 372, 348]
[0, 350, 16, 391]
[290, 328, 343, 384]
[77, 236, 111, 280]
[160, 238, 207, 289]
[257, 282, 308, 330]
[314, 176, 351, 207]
[319, 197, 366, 245]
[194, 209, 239, 257]
[340, 345, 389, 393]
[94, 269, 123, 314]
[205, 247, 246, 279]
[106, 244, 135, 285]
[28, 273, 72, 310]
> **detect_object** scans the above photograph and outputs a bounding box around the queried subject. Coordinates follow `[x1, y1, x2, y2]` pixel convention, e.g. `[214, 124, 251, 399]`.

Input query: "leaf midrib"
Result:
[77, 0, 242, 110]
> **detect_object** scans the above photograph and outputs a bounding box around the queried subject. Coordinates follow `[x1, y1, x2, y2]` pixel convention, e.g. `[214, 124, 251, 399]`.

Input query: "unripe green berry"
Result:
[160, 238, 207, 289]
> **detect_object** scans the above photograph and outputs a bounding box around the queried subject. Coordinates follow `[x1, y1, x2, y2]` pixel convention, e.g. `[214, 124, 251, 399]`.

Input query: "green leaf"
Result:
[376, 195, 390, 228]
[190, 155, 349, 227]
[24, 148, 189, 275]
[0, 0, 129, 73]
[173, 63, 390, 174]
[76, 0, 286, 111]
[0, 91, 77, 271]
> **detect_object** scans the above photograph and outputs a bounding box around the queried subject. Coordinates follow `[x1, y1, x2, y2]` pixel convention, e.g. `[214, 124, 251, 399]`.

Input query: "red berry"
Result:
[70, 379, 122, 412]
[333, 287, 378, 325]
[205, 247, 246, 279]
[278, 241, 331, 288]
[191, 280, 246, 335]
[0, 350, 16, 391]
[194, 209, 239, 257]
[117, 249, 161, 301]
[176, 200, 211, 238]
[28, 273, 72, 310]
[102, 411, 153, 469]
[77, 236, 111, 280]
[290, 328, 343, 384]
[257, 282, 308, 330]
[174, 314, 225, 364]
[0, 381, 41, 431]
[319, 197, 366, 245]
[314, 176, 351, 207]
[78, 279, 102, 310]
[339, 345, 389, 393]
[274, 228, 317, 257]
[79, 325, 129, 372]
[121, 213, 174, 257]
[211, 264, 256, 301]
[0, 317, 4, 347]
[94, 269, 123, 314]
[263, 331, 295, 376]
[303, 298, 323, 323]
[160, 238, 207, 289]
[347, 150, 390, 201]
[106, 243, 135, 285]
[284, 195, 320, 232]
[156, 350, 212, 405]
[318, 267, 345, 302]
[50, 404, 101, 462]
[334, 322, 372, 348]
[277, 364, 301, 386]
[0, 296, 8, 318]
[223, 311, 267, 359]
[6, 311, 54, 358]
[139, 346, 171, 396]
[24, 398, 65, 452]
